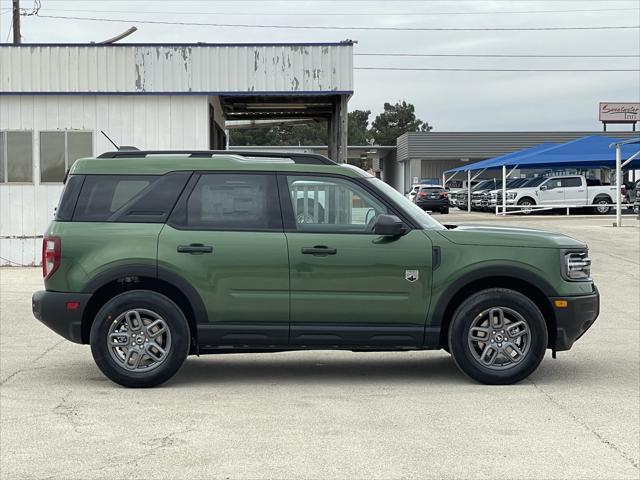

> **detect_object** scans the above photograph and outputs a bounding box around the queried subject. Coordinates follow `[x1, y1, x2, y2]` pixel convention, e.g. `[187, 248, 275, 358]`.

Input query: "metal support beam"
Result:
[502, 165, 507, 215]
[615, 145, 622, 227]
[444, 171, 458, 186]
[467, 170, 471, 213]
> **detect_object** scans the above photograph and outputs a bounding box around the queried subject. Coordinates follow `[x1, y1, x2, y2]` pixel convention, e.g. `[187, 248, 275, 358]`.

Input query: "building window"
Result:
[40, 131, 93, 183]
[0, 131, 33, 183]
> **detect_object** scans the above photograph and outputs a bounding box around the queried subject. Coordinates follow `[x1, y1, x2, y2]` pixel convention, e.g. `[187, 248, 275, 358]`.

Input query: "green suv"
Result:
[32, 150, 599, 388]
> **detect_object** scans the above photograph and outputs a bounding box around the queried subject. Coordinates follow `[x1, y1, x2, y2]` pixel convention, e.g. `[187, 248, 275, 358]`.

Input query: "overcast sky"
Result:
[1, 0, 638, 132]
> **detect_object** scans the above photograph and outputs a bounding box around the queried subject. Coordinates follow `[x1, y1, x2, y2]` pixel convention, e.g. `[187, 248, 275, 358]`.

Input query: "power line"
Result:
[355, 52, 640, 58]
[4, 6, 640, 16]
[354, 66, 640, 72]
[31, 14, 640, 31]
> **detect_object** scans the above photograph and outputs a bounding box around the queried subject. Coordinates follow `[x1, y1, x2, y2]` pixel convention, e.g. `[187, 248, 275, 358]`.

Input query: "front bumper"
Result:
[549, 284, 599, 351]
[32, 290, 92, 344]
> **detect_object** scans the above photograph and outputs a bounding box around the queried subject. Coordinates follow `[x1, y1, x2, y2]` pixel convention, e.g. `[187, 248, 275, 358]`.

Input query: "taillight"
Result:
[439, 191, 448, 198]
[418, 192, 427, 198]
[42, 236, 61, 280]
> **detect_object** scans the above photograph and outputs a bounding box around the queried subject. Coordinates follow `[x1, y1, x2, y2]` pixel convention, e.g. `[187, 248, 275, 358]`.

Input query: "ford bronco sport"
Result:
[32, 151, 599, 388]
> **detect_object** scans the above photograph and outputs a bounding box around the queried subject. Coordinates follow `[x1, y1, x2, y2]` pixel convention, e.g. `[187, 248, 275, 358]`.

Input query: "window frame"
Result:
[167, 171, 284, 233]
[39, 130, 93, 184]
[0, 130, 34, 184]
[277, 172, 415, 235]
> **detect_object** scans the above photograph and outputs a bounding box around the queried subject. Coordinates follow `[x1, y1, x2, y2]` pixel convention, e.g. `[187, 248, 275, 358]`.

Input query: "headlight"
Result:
[506, 192, 517, 200]
[561, 249, 591, 281]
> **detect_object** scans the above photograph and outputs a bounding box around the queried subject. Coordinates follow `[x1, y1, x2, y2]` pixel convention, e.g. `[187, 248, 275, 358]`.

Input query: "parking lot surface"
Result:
[1, 211, 638, 480]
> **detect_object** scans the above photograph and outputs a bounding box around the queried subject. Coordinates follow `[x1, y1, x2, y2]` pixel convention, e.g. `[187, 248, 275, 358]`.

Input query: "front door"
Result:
[539, 178, 564, 205]
[280, 173, 432, 348]
[158, 172, 289, 347]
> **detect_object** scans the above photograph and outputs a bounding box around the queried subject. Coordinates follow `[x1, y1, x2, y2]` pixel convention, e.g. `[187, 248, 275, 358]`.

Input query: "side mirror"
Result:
[373, 214, 407, 237]
[540, 185, 547, 191]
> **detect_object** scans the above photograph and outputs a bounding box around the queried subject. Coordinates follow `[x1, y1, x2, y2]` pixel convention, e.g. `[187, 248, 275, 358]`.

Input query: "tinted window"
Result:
[174, 173, 281, 231]
[420, 187, 442, 193]
[287, 175, 389, 233]
[73, 173, 189, 222]
[55, 175, 85, 221]
[544, 179, 563, 190]
[562, 177, 582, 188]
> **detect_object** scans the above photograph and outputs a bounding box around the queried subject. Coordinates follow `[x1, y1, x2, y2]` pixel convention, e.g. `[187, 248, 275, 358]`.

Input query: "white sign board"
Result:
[599, 102, 640, 122]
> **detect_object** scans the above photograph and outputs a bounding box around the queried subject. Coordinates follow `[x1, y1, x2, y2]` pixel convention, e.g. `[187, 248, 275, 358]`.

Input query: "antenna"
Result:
[101, 130, 120, 150]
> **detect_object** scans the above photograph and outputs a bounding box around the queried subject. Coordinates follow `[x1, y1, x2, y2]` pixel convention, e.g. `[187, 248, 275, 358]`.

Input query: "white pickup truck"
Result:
[505, 175, 618, 214]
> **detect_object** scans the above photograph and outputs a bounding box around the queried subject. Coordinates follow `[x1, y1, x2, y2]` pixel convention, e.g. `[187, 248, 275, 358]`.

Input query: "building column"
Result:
[328, 95, 348, 163]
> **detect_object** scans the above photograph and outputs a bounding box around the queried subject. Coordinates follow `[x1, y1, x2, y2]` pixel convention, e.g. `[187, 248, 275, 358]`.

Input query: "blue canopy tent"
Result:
[443, 135, 640, 215]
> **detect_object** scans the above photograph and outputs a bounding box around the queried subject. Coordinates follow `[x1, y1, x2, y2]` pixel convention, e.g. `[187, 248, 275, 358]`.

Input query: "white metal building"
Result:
[0, 42, 353, 266]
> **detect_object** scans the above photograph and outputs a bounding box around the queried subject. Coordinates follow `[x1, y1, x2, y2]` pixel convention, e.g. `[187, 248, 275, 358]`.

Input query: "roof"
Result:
[446, 135, 640, 172]
[396, 131, 640, 162]
[0, 43, 353, 95]
[69, 152, 365, 177]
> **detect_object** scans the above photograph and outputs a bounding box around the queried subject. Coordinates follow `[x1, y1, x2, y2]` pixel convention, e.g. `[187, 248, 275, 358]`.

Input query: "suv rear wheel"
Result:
[448, 288, 547, 385]
[90, 290, 190, 388]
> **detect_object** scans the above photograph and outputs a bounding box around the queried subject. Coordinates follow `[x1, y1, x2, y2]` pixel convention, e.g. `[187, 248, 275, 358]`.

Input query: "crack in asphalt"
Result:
[527, 378, 639, 471]
[0, 339, 65, 386]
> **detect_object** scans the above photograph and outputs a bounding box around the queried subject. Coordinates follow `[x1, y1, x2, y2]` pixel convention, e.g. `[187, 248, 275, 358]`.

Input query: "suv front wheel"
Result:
[448, 288, 547, 385]
[90, 290, 191, 388]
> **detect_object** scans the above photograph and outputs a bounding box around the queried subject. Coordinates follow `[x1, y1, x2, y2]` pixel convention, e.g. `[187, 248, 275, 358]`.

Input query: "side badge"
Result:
[405, 270, 419, 282]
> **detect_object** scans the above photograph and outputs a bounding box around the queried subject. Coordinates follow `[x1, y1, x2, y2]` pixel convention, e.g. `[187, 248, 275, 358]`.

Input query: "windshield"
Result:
[473, 180, 493, 190]
[520, 176, 547, 188]
[367, 178, 445, 230]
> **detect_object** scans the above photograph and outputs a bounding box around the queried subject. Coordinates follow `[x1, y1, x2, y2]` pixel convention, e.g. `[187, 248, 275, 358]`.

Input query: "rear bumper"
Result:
[416, 199, 449, 211]
[32, 290, 91, 344]
[549, 285, 599, 351]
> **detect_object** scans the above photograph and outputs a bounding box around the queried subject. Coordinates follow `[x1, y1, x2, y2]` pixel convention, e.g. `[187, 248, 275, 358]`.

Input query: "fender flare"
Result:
[82, 263, 208, 325]
[429, 265, 555, 328]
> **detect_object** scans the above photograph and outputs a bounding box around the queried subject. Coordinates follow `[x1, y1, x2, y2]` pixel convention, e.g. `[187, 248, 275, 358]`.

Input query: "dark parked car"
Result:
[414, 185, 449, 214]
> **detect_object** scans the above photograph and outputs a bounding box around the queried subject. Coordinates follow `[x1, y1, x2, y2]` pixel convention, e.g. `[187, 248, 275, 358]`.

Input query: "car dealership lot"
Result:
[1, 212, 638, 480]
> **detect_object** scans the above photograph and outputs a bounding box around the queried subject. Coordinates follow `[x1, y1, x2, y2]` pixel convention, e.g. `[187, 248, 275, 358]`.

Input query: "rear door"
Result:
[280, 173, 432, 347]
[158, 172, 290, 347]
[562, 176, 585, 205]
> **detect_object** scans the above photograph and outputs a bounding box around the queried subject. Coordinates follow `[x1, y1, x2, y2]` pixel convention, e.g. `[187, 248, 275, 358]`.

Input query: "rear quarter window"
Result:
[72, 172, 190, 223]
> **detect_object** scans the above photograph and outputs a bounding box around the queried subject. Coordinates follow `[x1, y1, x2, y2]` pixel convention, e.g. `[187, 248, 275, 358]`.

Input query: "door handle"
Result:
[177, 244, 213, 254]
[301, 245, 337, 255]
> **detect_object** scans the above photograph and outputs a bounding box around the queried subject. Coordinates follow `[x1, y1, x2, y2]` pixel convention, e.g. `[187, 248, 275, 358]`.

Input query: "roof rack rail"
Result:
[97, 150, 337, 165]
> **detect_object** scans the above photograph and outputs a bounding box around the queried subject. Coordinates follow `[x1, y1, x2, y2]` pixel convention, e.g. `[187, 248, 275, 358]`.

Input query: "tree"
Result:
[347, 109, 371, 145]
[370, 101, 431, 145]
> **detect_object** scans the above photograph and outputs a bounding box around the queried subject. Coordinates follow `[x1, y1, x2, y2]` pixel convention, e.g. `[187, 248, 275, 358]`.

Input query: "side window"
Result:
[545, 179, 563, 190]
[72, 173, 189, 223]
[173, 173, 281, 231]
[40, 131, 93, 183]
[286, 175, 389, 233]
[562, 177, 582, 188]
[0, 131, 33, 183]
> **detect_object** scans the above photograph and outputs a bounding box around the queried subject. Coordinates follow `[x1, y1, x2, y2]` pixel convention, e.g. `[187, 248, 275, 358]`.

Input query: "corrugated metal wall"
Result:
[0, 44, 353, 94]
[397, 131, 640, 161]
[0, 95, 209, 266]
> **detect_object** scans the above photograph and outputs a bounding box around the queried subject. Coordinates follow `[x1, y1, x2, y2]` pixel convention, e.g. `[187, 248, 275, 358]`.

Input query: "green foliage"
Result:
[229, 103, 429, 146]
[370, 101, 432, 146]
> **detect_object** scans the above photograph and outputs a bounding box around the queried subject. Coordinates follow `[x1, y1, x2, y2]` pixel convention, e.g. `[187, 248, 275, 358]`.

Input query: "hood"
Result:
[438, 224, 586, 249]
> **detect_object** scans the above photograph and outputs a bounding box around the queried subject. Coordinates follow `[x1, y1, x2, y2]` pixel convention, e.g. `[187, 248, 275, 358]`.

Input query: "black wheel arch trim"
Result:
[429, 265, 556, 330]
[81, 263, 208, 326]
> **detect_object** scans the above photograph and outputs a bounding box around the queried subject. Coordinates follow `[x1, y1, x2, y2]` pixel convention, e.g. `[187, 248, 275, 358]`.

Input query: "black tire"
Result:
[593, 196, 612, 215]
[90, 290, 191, 388]
[448, 288, 547, 385]
[517, 197, 536, 215]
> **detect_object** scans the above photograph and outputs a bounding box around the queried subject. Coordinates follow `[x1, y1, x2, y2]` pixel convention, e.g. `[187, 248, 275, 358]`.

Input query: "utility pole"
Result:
[12, 0, 21, 44]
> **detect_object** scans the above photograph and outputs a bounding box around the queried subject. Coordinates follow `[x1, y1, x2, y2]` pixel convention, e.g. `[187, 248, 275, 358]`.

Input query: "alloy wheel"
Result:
[107, 309, 172, 372]
[467, 307, 531, 370]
